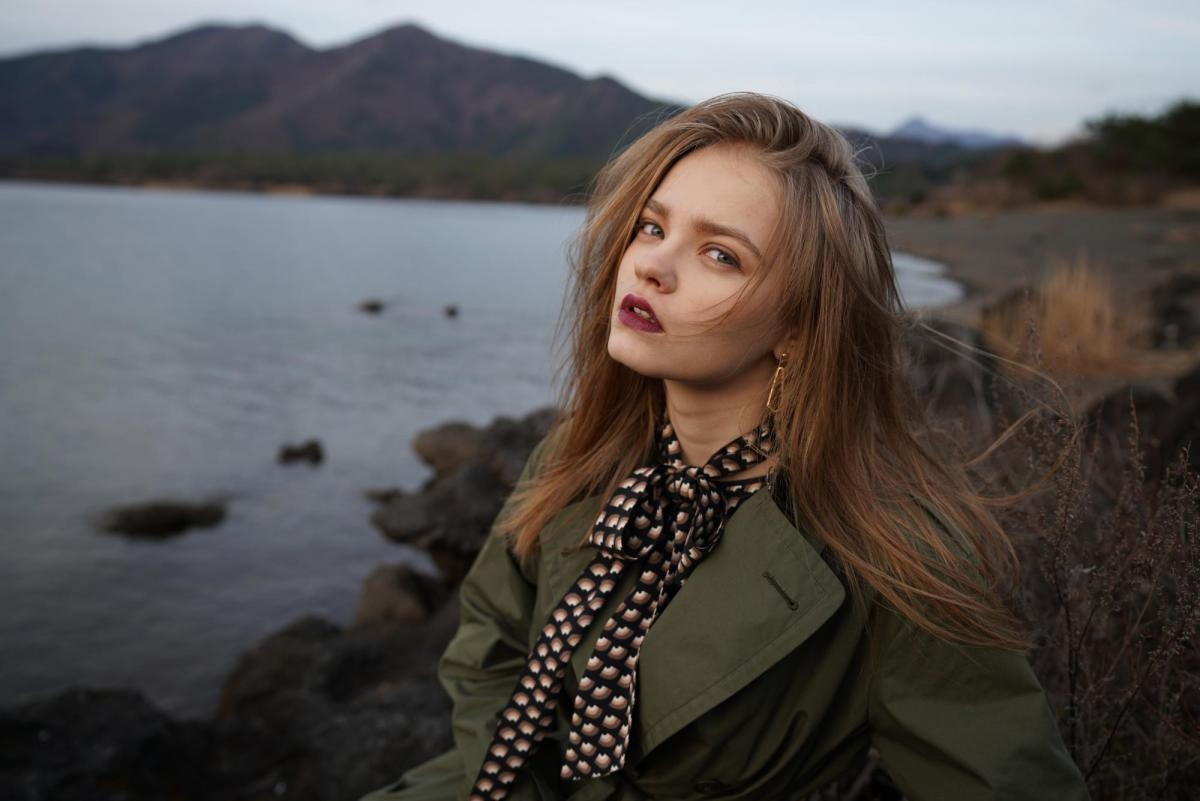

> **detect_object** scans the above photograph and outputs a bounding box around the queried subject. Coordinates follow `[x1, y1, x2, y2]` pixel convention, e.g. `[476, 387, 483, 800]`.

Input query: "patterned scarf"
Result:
[468, 414, 776, 800]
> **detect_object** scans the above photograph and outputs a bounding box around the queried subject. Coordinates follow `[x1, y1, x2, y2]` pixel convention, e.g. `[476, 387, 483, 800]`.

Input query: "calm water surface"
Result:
[0, 180, 961, 719]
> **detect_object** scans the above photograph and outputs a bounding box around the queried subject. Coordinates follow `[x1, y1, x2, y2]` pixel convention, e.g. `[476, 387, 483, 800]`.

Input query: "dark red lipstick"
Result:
[618, 293, 663, 333]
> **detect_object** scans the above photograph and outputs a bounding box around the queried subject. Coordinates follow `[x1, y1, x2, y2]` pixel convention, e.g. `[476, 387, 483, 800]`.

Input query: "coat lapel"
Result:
[541, 486, 846, 765]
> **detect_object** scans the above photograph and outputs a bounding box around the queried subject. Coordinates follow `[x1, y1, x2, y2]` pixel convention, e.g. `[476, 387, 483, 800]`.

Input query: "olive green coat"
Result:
[360, 437, 1090, 801]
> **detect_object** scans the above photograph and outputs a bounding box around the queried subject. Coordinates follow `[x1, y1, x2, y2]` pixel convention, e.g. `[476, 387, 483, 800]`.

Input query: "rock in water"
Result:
[278, 438, 324, 465]
[97, 498, 226, 539]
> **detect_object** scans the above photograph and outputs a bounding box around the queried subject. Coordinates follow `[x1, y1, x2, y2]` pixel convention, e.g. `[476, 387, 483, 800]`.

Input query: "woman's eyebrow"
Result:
[644, 197, 763, 262]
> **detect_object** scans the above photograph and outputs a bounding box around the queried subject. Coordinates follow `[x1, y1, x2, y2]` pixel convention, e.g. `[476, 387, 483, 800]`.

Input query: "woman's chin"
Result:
[607, 346, 663, 380]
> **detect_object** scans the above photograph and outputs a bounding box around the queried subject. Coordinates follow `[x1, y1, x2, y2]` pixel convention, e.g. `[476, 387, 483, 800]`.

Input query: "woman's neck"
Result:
[662, 374, 777, 480]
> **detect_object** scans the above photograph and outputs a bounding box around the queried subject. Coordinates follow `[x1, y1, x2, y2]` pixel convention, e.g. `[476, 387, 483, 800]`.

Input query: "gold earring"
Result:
[765, 352, 787, 413]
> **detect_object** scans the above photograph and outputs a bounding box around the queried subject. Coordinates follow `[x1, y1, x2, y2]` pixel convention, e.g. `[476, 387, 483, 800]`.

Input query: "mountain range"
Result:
[0, 22, 1026, 160]
[0, 22, 680, 159]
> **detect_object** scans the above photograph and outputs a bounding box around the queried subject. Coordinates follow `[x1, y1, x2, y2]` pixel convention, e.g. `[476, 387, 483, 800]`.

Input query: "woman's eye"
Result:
[635, 220, 663, 238]
[706, 247, 740, 269]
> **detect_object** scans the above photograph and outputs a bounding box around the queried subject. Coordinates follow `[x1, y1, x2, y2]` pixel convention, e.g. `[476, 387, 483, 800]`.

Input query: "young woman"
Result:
[360, 93, 1090, 801]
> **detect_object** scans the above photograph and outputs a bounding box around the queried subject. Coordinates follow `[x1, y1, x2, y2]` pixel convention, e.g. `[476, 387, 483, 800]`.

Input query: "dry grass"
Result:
[980, 253, 1142, 378]
[978, 253, 1200, 417]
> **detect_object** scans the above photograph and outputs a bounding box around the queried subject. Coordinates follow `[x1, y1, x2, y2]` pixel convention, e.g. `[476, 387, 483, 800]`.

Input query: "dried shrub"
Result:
[979, 253, 1144, 379]
[966, 311, 1200, 800]
[988, 386, 1200, 799]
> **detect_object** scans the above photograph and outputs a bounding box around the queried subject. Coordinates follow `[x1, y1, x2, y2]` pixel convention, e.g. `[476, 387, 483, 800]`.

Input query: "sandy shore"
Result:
[883, 202, 1200, 408]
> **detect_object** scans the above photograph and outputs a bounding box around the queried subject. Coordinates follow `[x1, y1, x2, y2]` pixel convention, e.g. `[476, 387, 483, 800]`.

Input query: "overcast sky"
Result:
[3, 0, 1197, 146]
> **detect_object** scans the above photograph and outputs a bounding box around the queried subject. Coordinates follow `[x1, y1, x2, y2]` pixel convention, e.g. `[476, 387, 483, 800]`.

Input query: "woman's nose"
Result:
[633, 248, 677, 292]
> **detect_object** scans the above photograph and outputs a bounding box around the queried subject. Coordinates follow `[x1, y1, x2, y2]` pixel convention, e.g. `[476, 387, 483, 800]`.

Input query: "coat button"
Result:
[694, 778, 730, 795]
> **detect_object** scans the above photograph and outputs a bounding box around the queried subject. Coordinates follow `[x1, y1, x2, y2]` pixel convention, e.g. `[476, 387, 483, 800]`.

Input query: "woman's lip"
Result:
[618, 293, 663, 333]
[618, 307, 664, 333]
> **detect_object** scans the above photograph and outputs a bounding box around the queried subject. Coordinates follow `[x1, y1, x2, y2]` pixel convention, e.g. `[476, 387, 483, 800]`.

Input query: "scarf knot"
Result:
[665, 467, 725, 552]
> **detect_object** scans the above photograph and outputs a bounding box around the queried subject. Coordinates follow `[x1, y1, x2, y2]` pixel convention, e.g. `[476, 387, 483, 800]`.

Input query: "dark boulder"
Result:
[369, 490, 438, 543]
[216, 614, 457, 801]
[0, 605, 465, 801]
[97, 498, 226, 539]
[0, 687, 213, 801]
[410, 421, 491, 481]
[278, 439, 324, 465]
[355, 564, 450, 627]
[411, 406, 557, 484]
[372, 463, 509, 582]
[373, 406, 558, 581]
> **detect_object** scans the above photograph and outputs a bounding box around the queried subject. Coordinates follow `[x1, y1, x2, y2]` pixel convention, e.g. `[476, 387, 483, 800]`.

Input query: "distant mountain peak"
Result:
[348, 20, 473, 62]
[889, 115, 1025, 150]
[893, 115, 936, 134]
[139, 21, 305, 50]
[360, 21, 442, 41]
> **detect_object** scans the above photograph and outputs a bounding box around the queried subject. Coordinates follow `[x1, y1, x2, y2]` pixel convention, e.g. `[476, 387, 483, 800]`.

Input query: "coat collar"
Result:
[540, 484, 847, 767]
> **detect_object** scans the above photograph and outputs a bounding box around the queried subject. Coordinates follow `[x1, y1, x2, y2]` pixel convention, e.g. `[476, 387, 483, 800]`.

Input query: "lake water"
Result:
[0, 180, 961, 720]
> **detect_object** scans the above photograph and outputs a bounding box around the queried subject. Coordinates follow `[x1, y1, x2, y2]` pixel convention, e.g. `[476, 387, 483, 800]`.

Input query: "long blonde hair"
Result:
[498, 91, 1030, 652]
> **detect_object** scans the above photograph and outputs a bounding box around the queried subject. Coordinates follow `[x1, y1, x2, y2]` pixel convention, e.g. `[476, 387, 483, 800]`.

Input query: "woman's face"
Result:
[607, 143, 787, 390]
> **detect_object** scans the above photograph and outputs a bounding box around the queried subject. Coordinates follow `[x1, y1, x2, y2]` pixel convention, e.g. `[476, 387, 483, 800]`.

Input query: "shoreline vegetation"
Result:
[0, 152, 611, 206]
[2, 99, 1196, 212]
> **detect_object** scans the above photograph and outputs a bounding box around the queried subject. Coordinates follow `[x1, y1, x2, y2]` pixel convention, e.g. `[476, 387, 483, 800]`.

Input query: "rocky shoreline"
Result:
[4, 203, 1198, 801]
[2, 408, 560, 801]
